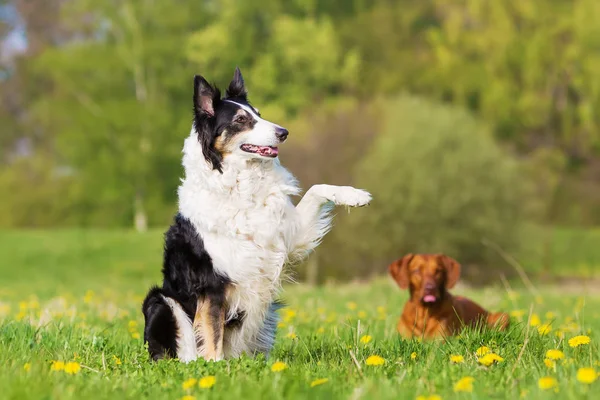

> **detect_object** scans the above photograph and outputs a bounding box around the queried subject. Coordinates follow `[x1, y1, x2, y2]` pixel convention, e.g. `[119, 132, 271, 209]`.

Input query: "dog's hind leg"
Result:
[194, 293, 226, 361]
[142, 287, 197, 362]
[487, 312, 510, 331]
[291, 184, 371, 261]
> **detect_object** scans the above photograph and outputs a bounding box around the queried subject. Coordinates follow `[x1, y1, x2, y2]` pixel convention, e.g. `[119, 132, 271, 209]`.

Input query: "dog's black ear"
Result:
[192, 75, 223, 173]
[193, 75, 220, 117]
[225, 67, 247, 100]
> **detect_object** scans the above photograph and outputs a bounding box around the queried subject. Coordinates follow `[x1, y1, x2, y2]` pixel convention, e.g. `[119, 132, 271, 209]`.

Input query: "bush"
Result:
[318, 96, 534, 283]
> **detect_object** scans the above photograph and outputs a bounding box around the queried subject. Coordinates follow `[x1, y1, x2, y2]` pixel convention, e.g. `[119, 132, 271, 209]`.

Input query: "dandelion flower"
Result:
[310, 378, 329, 387]
[416, 396, 442, 400]
[453, 376, 474, 392]
[449, 354, 464, 364]
[131, 332, 140, 339]
[181, 396, 195, 400]
[529, 314, 541, 327]
[182, 378, 197, 390]
[538, 376, 558, 390]
[537, 324, 552, 335]
[475, 346, 490, 357]
[411, 352, 418, 360]
[113, 355, 122, 365]
[545, 312, 556, 320]
[576, 368, 597, 384]
[545, 350, 564, 360]
[23, 363, 31, 372]
[568, 335, 591, 348]
[510, 310, 526, 318]
[277, 322, 286, 328]
[544, 359, 555, 368]
[360, 335, 372, 344]
[286, 332, 297, 340]
[357, 310, 367, 319]
[64, 362, 81, 375]
[50, 361, 65, 372]
[346, 302, 357, 310]
[271, 361, 287, 372]
[365, 355, 385, 366]
[316, 327, 325, 334]
[478, 353, 504, 366]
[198, 376, 216, 389]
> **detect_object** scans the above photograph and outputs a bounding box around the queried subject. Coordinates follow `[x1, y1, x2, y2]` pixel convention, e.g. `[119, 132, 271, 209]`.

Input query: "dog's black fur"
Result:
[142, 214, 231, 361]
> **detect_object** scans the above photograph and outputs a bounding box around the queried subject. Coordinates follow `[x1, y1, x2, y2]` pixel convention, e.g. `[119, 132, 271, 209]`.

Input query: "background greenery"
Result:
[2, 0, 600, 282]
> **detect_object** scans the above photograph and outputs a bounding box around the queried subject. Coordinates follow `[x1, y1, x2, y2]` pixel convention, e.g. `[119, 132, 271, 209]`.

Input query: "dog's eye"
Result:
[235, 115, 249, 123]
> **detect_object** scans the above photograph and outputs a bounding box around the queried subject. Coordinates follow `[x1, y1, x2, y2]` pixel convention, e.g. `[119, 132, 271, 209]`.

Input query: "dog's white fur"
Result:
[173, 118, 370, 360]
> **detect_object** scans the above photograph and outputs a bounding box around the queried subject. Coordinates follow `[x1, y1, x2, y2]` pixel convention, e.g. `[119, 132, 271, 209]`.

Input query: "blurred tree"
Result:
[29, 0, 206, 229]
[319, 96, 533, 282]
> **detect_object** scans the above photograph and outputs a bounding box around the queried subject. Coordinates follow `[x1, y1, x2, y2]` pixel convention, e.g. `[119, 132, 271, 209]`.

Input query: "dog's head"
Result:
[389, 254, 461, 306]
[193, 67, 289, 172]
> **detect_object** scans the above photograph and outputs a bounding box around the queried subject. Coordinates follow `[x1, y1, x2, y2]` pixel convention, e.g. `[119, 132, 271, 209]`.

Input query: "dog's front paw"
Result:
[331, 186, 372, 207]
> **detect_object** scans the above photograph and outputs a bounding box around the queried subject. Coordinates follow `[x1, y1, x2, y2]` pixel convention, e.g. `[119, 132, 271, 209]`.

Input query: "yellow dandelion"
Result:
[545, 312, 556, 320]
[545, 349, 564, 360]
[537, 324, 552, 335]
[271, 361, 287, 372]
[316, 327, 325, 334]
[449, 354, 464, 364]
[538, 376, 557, 390]
[478, 353, 504, 366]
[317, 307, 326, 315]
[346, 302, 357, 310]
[568, 335, 591, 348]
[365, 355, 385, 366]
[23, 363, 31, 372]
[277, 322, 286, 328]
[411, 352, 418, 360]
[112, 355, 122, 365]
[453, 376, 474, 393]
[377, 306, 386, 314]
[50, 361, 65, 372]
[131, 332, 140, 339]
[198, 376, 216, 389]
[182, 378, 197, 390]
[510, 310, 526, 318]
[529, 314, 541, 327]
[475, 346, 490, 357]
[310, 378, 329, 387]
[544, 359, 555, 368]
[181, 396, 195, 400]
[128, 320, 138, 329]
[64, 362, 81, 375]
[520, 389, 529, 398]
[416, 396, 442, 400]
[357, 310, 367, 319]
[83, 290, 94, 303]
[286, 332, 297, 340]
[360, 335, 372, 344]
[576, 368, 597, 384]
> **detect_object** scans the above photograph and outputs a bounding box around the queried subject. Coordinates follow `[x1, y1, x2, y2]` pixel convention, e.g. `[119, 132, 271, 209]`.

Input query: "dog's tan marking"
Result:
[194, 297, 225, 361]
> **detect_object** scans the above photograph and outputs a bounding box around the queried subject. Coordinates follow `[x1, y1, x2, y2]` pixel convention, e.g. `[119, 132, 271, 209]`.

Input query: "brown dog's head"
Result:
[389, 254, 461, 306]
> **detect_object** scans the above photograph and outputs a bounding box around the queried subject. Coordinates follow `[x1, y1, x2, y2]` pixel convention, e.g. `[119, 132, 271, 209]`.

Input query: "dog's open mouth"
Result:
[240, 144, 279, 158]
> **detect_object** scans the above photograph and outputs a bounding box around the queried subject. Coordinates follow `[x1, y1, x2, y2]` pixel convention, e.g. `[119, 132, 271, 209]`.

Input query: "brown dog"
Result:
[389, 253, 509, 338]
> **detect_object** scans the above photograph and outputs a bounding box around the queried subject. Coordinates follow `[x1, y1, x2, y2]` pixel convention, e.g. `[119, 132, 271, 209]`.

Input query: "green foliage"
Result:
[323, 96, 531, 279]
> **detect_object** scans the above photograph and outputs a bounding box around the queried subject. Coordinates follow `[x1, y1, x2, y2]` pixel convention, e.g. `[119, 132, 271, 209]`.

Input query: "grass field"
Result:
[1, 230, 599, 399]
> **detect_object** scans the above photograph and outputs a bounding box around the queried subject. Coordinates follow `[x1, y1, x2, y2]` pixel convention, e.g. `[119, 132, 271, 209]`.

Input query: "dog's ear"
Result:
[225, 67, 247, 100]
[438, 255, 461, 289]
[193, 75, 220, 117]
[389, 253, 414, 289]
[193, 75, 223, 173]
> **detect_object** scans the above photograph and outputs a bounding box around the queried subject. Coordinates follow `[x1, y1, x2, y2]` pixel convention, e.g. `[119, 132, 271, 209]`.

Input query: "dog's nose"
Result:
[275, 127, 289, 142]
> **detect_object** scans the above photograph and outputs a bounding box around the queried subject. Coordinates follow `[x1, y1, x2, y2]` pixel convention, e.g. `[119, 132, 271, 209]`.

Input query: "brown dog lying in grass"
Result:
[389, 253, 509, 338]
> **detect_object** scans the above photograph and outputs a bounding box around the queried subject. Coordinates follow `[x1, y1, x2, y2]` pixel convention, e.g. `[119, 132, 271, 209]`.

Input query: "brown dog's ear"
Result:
[438, 255, 461, 289]
[389, 253, 414, 289]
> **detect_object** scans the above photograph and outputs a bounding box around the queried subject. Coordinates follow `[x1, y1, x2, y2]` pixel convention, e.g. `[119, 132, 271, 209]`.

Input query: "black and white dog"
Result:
[142, 68, 371, 362]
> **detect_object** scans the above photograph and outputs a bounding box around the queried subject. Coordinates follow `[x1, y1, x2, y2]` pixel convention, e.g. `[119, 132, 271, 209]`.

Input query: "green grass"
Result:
[0, 230, 599, 399]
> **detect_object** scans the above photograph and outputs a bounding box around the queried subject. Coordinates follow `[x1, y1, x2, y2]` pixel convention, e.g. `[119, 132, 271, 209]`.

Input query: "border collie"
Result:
[142, 68, 371, 362]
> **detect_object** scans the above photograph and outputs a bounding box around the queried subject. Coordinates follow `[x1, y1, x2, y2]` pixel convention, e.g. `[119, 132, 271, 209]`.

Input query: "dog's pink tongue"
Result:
[423, 295, 437, 303]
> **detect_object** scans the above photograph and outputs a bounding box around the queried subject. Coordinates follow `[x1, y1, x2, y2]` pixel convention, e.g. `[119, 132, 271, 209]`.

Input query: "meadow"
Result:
[0, 230, 599, 399]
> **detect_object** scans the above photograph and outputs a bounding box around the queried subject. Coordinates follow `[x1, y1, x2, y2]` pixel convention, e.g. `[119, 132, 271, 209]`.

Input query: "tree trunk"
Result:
[134, 191, 147, 232]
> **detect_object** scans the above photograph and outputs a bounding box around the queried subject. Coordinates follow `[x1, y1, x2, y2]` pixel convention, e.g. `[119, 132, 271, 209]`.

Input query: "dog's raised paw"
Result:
[332, 187, 372, 207]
